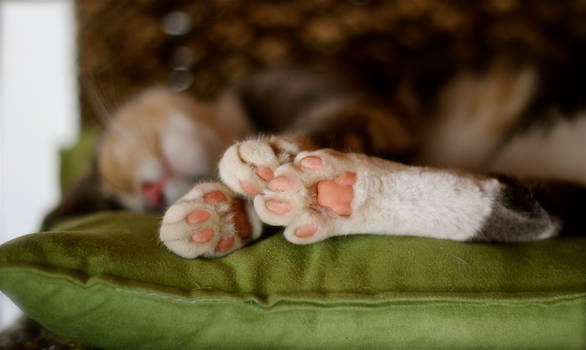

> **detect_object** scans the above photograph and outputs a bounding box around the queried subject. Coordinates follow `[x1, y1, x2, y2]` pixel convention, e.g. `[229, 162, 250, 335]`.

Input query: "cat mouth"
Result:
[142, 180, 167, 208]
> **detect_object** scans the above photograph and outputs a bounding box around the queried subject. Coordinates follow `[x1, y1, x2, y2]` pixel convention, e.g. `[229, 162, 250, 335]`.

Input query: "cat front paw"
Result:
[252, 149, 362, 244]
[159, 183, 262, 258]
[218, 136, 306, 197]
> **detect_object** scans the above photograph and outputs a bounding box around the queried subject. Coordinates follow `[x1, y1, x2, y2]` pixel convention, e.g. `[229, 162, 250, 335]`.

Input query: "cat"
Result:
[47, 66, 586, 258]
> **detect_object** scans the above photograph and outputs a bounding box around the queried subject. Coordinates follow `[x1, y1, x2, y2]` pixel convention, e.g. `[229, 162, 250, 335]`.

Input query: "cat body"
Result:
[49, 63, 586, 257]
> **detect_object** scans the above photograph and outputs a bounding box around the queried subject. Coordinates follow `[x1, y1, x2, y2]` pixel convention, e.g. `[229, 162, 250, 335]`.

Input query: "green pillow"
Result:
[0, 212, 584, 349]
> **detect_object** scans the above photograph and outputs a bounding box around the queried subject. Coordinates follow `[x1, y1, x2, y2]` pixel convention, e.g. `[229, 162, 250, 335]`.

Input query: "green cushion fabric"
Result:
[0, 212, 584, 349]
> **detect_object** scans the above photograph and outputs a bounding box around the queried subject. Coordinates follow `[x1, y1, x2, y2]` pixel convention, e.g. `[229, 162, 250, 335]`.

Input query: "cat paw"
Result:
[252, 149, 362, 244]
[159, 183, 262, 258]
[218, 137, 306, 197]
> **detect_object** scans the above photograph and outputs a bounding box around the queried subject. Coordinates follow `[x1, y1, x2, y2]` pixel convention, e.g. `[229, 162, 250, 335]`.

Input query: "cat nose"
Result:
[142, 181, 165, 208]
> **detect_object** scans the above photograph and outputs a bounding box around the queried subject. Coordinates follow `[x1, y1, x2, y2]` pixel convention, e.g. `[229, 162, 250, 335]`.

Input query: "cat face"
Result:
[97, 89, 235, 212]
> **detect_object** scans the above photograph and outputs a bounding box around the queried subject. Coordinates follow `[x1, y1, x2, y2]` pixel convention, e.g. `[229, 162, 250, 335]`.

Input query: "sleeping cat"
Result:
[86, 66, 586, 258]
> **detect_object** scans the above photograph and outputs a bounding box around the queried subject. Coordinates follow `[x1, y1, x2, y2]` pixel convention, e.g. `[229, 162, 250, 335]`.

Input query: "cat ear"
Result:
[41, 160, 122, 231]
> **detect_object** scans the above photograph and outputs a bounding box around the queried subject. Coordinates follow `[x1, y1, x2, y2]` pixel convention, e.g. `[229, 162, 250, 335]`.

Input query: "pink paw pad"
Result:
[186, 210, 211, 224]
[204, 191, 227, 204]
[256, 166, 274, 181]
[300, 156, 323, 169]
[316, 172, 356, 216]
[240, 181, 260, 195]
[266, 199, 292, 215]
[294, 226, 317, 238]
[268, 176, 293, 192]
[191, 229, 214, 243]
[216, 237, 235, 252]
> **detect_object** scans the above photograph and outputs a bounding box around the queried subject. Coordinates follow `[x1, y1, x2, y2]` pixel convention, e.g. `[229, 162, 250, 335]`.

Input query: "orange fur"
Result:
[98, 89, 226, 209]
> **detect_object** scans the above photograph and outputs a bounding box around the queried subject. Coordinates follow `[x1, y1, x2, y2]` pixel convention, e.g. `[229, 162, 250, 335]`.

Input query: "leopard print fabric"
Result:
[77, 0, 586, 127]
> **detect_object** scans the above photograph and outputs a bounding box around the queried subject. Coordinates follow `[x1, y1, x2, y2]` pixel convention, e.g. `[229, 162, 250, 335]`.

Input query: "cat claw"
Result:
[160, 183, 262, 258]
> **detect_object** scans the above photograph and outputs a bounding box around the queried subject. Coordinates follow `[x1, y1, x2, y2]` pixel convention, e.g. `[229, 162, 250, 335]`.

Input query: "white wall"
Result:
[0, 0, 79, 330]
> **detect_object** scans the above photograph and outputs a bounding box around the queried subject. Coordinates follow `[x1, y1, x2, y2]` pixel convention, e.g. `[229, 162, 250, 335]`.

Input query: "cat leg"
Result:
[250, 149, 562, 244]
[159, 183, 262, 258]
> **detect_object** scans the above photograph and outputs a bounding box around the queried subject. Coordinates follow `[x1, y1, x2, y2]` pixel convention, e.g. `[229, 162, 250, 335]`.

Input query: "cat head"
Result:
[96, 88, 248, 212]
[42, 87, 252, 228]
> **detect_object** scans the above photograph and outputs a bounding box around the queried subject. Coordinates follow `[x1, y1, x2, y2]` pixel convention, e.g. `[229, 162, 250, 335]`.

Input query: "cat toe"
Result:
[268, 176, 293, 192]
[256, 166, 274, 181]
[203, 190, 228, 204]
[253, 195, 297, 226]
[186, 209, 211, 224]
[282, 213, 335, 245]
[215, 237, 235, 253]
[190, 229, 215, 243]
